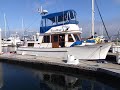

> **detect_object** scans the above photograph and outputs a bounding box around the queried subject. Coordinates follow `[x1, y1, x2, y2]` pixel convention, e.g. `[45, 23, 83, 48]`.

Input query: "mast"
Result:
[22, 18, 24, 32]
[92, 0, 95, 38]
[22, 18, 25, 40]
[22, 18, 24, 37]
[4, 13, 7, 39]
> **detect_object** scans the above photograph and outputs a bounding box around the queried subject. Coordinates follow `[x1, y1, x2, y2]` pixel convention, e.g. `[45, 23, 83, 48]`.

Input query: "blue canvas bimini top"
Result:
[42, 10, 76, 22]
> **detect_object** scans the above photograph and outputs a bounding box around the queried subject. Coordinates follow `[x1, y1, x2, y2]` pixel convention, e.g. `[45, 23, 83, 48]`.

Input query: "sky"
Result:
[0, 0, 120, 38]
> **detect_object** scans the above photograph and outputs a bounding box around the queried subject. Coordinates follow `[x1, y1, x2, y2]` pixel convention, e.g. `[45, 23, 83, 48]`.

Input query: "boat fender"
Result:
[67, 55, 79, 65]
[67, 55, 75, 62]
[74, 59, 79, 65]
[94, 37, 101, 44]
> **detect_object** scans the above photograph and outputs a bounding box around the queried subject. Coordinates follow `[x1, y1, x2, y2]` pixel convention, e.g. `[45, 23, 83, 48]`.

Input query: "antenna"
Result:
[40, 6, 43, 13]
[38, 6, 48, 15]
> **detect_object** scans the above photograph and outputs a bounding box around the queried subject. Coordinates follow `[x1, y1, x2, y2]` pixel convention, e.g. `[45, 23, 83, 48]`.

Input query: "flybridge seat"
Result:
[40, 10, 79, 33]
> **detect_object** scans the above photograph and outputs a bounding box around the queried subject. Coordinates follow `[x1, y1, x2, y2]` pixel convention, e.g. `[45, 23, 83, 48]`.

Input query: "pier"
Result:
[0, 53, 120, 78]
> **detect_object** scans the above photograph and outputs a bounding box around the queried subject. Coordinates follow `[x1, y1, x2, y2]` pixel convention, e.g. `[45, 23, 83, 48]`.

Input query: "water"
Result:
[0, 47, 119, 90]
[0, 62, 119, 90]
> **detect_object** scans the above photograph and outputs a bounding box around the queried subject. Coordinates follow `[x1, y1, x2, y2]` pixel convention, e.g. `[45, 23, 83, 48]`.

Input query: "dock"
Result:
[0, 53, 120, 78]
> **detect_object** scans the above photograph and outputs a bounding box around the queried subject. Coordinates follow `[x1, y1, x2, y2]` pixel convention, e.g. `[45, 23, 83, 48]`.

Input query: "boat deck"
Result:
[0, 53, 120, 78]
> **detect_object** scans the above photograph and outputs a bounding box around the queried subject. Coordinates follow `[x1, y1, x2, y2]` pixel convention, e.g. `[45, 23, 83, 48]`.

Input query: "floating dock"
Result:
[0, 53, 120, 78]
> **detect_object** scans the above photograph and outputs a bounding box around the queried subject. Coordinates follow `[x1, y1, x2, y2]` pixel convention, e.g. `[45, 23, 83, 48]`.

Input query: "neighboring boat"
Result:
[2, 32, 23, 47]
[110, 33, 120, 53]
[17, 8, 111, 60]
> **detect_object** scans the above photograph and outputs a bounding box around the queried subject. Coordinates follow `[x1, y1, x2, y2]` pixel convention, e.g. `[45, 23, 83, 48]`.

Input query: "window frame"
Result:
[43, 35, 50, 43]
[68, 34, 74, 42]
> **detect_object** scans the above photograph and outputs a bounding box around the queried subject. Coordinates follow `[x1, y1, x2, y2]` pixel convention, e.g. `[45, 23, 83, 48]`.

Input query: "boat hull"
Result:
[68, 42, 112, 60]
[17, 43, 112, 60]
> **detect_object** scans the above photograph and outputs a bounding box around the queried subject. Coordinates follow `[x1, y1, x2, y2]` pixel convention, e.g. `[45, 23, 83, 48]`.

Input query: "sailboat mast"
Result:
[4, 13, 7, 39]
[22, 18, 24, 31]
[92, 0, 95, 38]
[22, 18, 24, 36]
[22, 18, 24, 40]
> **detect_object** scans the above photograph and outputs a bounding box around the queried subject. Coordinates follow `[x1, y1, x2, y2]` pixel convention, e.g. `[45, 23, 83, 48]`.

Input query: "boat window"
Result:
[28, 43, 34, 47]
[43, 35, 50, 43]
[73, 34, 80, 41]
[53, 35, 58, 42]
[7, 39, 11, 41]
[42, 18, 53, 27]
[68, 34, 74, 42]
[41, 19, 46, 27]
[46, 19, 53, 26]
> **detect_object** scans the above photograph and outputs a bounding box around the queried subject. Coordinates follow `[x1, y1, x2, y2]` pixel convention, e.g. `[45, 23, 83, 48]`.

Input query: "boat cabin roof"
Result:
[40, 32, 81, 36]
[42, 10, 76, 22]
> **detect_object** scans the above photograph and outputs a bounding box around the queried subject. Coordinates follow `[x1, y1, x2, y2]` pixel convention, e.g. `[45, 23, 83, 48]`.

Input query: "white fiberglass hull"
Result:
[17, 42, 112, 60]
[68, 42, 112, 60]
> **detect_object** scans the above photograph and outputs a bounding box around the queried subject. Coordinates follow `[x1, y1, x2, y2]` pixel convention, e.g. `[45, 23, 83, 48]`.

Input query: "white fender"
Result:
[67, 55, 79, 65]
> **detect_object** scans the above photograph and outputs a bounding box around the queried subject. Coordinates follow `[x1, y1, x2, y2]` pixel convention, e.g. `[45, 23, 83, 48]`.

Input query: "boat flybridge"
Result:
[25, 10, 82, 48]
[17, 10, 112, 60]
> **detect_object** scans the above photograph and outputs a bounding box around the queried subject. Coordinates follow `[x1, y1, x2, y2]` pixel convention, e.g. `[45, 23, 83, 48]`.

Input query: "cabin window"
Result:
[28, 43, 34, 47]
[53, 35, 58, 42]
[43, 35, 50, 43]
[46, 19, 53, 26]
[73, 34, 80, 41]
[68, 34, 74, 42]
[7, 39, 11, 41]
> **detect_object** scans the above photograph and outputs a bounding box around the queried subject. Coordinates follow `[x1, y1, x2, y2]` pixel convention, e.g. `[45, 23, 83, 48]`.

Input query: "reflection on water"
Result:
[32, 70, 117, 90]
[0, 63, 119, 90]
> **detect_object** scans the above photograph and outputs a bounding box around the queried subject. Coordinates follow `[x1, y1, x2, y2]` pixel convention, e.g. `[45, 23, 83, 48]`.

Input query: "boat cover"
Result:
[42, 10, 76, 22]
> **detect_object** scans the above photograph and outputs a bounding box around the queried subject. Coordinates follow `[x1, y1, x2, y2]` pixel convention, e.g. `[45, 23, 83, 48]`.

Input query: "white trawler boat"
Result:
[17, 8, 111, 60]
